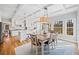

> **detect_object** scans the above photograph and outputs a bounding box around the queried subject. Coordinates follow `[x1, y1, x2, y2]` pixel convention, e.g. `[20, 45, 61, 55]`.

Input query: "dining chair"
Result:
[49, 33, 58, 49]
[36, 34, 50, 54]
[31, 35, 41, 55]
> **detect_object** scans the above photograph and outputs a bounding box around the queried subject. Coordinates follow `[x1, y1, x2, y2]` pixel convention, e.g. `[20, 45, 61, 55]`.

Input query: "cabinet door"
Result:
[0, 22, 2, 43]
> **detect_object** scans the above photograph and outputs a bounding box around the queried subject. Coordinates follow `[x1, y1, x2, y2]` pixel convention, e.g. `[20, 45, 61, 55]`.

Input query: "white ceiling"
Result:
[0, 4, 17, 19]
[14, 4, 47, 19]
[0, 4, 78, 21]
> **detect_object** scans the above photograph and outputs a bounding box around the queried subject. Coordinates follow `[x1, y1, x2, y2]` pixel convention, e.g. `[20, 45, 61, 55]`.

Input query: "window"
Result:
[67, 20, 73, 35]
[33, 22, 41, 33]
[54, 21, 63, 34]
[42, 23, 49, 32]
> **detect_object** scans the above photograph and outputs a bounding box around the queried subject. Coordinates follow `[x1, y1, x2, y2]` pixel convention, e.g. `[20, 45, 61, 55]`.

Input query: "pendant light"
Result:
[40, 7, 48, 23]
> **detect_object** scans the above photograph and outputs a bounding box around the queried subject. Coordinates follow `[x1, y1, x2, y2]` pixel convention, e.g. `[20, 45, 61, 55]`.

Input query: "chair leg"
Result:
[36, 47, 38, 55]
[52, 42, 54, 49]
[55, 39, 57, 45]
[52, 42, 55, 49]
[48, 44, 50, 54]
[54, 42, 55, 48]
[31, 44, 34, 54]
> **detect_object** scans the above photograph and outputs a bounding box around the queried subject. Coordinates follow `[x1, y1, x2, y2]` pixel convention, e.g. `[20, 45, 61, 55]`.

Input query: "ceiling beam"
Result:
[26, 4, 53, 18]
[62, 4, 66, 10]
[9, 4, 22, 22]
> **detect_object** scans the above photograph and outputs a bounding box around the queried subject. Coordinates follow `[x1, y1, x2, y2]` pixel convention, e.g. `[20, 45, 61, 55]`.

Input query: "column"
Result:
[77, 5, 79, 49]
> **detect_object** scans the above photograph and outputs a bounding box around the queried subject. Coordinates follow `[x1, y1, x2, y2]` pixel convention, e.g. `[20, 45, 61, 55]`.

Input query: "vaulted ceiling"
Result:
[0, 4, 78, 22]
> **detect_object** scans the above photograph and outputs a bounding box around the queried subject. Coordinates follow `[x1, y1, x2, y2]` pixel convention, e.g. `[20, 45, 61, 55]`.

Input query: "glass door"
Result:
[65, 18, 76, 41]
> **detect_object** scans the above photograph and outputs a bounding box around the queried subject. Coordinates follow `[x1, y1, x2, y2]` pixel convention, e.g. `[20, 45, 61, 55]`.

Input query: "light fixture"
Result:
[40, 7, 48, 23]
[23, 13, 27, 30]
[24, 20, 27, 30]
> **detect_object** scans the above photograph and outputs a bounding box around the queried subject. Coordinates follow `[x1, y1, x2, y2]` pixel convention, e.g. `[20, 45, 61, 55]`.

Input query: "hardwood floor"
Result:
[0, 36, 15, 55]
[0, 36, 30, 55]
[0, 36, 79, 55]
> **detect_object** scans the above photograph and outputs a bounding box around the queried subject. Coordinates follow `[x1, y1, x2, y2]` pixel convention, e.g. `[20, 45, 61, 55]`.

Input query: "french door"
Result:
[55, 18, 77, 42]
[64, 18, 76, 41]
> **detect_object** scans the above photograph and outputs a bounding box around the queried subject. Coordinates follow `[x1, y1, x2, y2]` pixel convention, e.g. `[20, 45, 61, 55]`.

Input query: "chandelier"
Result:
[40, 7, 48, 23]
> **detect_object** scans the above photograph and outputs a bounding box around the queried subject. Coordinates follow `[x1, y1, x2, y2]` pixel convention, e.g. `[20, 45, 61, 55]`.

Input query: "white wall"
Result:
[0, 16, 1, 22]
[49, 11, 77, 42]
[77, 6, 79, 49]
[11, 11, 78, 41]
[11, 17, 39, 40]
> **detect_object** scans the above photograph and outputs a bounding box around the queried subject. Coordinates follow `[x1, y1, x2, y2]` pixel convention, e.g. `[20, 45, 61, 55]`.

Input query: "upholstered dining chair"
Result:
[31, 35, 41, 55]
[49, 32, 58, 49]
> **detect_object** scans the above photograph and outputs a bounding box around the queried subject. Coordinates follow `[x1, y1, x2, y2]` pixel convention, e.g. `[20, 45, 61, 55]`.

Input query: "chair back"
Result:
[31, 35, 41, 46]
[31, 35, 37, 44]
[49, 33, 57, 43]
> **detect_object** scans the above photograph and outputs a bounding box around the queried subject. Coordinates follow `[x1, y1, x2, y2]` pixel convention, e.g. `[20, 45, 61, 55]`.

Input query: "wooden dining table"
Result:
[37, 34, 49, 55]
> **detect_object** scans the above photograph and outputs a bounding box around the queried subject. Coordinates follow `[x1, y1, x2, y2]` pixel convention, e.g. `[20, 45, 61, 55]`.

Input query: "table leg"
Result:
[41, 42, 44, 55]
